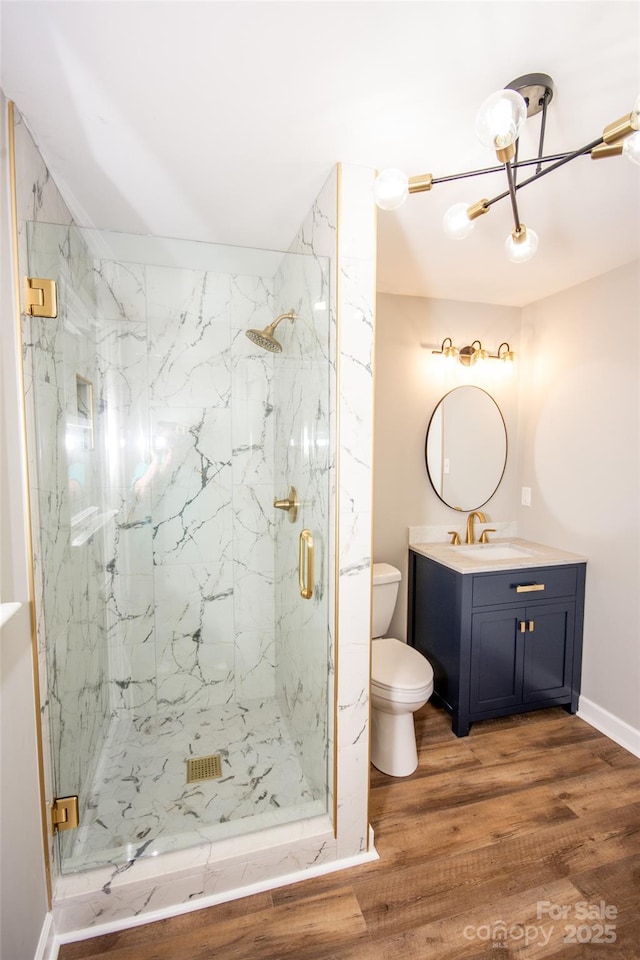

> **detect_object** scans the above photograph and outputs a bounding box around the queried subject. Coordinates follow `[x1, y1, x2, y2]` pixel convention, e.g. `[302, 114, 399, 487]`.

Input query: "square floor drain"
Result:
[186, 753, 222, 783]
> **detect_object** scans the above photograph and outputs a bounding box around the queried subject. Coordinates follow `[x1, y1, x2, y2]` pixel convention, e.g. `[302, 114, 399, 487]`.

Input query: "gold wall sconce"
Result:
[430, 337, 515, 366]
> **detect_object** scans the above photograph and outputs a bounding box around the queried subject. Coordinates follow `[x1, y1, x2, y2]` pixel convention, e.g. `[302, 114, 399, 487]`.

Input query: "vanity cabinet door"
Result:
[522, 601, 574, 703]
[470, 608, 525, 713]
[470, 601, 575, 716]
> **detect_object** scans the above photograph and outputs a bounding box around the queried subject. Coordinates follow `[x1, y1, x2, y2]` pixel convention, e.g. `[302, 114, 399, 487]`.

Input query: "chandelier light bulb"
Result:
[623, 131, 640, 166]
[476, 89, 528, 151]
[443, 202, 475, 239]
[374, 168, 409, 210]
[505, 225, 539, 263]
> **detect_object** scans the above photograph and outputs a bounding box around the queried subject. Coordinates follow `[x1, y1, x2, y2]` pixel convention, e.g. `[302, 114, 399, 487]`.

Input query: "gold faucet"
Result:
[465, 511, 487, 544]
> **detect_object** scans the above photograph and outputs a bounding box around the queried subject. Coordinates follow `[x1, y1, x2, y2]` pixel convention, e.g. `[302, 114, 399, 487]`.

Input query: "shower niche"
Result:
[25, 221, 332, 874]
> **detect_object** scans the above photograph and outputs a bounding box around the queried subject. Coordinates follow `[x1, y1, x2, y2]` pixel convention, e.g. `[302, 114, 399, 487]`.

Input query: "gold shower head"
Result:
[245, 311, 296, 353]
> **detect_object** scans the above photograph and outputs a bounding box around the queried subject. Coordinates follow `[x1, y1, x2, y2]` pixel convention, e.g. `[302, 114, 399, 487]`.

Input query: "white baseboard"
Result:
[578, 698, 640, 759]
[56, 834, 379, 945]
[34, 912, 56, 960]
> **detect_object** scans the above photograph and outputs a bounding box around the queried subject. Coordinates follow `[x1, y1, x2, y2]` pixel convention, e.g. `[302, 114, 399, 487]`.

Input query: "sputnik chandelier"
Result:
[374, 73, 640, 263]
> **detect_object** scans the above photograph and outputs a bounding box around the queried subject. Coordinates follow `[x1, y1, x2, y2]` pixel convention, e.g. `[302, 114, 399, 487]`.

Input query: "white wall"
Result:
[374, 293, 521, 640]
[0, 92, 50, 960]
[518, 260, 640, 740]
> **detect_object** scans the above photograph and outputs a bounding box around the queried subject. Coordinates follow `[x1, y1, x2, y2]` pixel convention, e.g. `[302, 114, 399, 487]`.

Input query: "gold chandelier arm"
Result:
[591, 142, 624, 160]
[408, 173, 433, 194]
[467, 199, 490, 220]
[603, 112, 638, 144]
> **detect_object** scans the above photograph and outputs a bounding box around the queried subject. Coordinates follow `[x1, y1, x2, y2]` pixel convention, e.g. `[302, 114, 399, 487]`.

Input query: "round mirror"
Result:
[425, 386, 507, 511]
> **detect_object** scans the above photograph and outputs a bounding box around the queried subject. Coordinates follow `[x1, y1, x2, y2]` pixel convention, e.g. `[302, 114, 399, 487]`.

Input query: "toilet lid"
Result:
[372, 637, 433, 693]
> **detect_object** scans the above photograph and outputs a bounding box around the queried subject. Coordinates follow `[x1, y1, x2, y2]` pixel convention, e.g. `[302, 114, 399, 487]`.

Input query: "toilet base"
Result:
[370, 707, 419, 777]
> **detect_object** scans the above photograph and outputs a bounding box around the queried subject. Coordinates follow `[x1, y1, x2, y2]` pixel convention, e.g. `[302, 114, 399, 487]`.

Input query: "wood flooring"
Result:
[59, 705, 640, 959]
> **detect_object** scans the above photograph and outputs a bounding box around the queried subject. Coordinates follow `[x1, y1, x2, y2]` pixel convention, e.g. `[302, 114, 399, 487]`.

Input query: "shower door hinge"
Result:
[51, 795, 79, 833]
[24, 276, 58, 318]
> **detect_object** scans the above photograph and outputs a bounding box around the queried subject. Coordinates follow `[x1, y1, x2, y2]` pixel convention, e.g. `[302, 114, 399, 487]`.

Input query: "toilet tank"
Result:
[372, 563, 401, 638]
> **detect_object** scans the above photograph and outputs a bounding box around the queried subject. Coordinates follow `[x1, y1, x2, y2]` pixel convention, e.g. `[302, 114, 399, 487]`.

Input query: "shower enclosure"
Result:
[24, 221, 331, 875]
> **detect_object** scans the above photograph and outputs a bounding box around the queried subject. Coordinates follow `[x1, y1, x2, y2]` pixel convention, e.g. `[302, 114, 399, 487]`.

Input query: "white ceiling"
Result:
[1, 1, 639, 307]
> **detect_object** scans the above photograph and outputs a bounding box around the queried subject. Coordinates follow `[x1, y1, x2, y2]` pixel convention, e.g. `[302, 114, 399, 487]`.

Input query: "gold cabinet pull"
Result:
[299, 529, 314, 600]
[516, 583, 545, 593]
[528, 620, 535, 632]
[519, 621, 526, 634]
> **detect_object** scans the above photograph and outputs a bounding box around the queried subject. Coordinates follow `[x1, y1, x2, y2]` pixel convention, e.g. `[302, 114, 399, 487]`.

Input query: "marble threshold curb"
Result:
[44, 826, 378, 957]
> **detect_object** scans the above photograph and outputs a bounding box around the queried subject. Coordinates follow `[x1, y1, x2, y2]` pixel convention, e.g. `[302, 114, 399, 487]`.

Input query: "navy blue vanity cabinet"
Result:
[407, 549, 586, 737]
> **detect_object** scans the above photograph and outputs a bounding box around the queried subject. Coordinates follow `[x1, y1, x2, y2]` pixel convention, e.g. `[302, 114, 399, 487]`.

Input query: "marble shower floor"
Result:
[62, 698, 325, 873]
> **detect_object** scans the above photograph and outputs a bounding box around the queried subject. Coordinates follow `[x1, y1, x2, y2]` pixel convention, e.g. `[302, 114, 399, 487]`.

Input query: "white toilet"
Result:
[371, 563, 434, 777]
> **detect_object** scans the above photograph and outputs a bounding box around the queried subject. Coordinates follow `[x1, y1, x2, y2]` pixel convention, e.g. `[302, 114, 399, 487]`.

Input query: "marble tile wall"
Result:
[229, 274, 278, 702]
[94, 260, 283, 713]
[97, 248, 332, 732]
[333, 165, 377, 859]
[98, 263, 242, 712]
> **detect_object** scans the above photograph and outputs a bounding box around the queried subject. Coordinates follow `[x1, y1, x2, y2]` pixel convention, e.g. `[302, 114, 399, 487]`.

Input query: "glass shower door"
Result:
[25, 221, 114, 870]
[24, 221, 331, 875]
[272, 264, 331, 813]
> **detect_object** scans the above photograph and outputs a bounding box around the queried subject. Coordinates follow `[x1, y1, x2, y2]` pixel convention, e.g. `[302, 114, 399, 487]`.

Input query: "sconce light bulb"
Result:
[374, 168, 409, 210]
[476, 89, 527, 151]
[623, 130, 640, 166]
[505, 225, 539, 263]
[443, 202, 475, 239]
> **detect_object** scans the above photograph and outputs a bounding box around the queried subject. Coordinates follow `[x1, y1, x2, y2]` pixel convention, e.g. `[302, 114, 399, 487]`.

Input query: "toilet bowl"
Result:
[370, 564, 434, 777]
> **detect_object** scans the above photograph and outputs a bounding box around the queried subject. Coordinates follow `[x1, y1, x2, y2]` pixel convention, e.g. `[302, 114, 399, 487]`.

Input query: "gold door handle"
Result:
[299, 529, 314, 600]
[516, 583, 545, 593]
[274, 486, 298, 523]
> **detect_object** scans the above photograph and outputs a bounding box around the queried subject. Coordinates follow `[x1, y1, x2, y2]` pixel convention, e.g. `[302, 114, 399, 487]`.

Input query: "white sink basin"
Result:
[456, 543, 538, 561]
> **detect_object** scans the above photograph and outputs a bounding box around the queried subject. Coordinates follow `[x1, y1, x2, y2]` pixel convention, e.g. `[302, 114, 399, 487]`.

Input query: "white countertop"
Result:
[410, 538, 587, 575]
